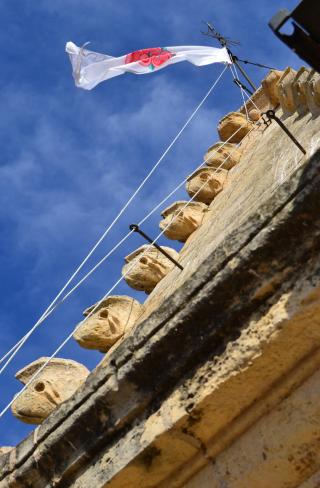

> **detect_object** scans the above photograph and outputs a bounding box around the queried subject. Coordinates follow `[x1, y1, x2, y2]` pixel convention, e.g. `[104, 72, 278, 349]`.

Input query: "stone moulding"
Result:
[2, 68, 320, 487]
[217, 112, 253, 143]
[73, 296, 143, 352]
[277, 67, 297, 114]
[122, 245, 180, 294]
[292, 67, 311, 114]
[306, 70, 320, 116]
[159, 201, 207, 242]
[261, 69, 283, 107]
[186, 167, 227, 205]
[11, 357, 89, 425]
[204, 141, 242, 170]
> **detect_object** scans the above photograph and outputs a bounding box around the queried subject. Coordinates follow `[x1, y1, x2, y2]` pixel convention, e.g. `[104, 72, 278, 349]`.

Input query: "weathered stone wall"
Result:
[70, 247, 320, 488]
[184, 357, 320, 488]
[2, 70, 320, 487]
[1, 146, 319, 488]
[132, 99, 320, 327]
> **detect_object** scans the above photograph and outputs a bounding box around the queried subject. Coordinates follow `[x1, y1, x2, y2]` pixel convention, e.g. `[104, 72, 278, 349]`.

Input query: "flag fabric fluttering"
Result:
[65, 42, 232, 90]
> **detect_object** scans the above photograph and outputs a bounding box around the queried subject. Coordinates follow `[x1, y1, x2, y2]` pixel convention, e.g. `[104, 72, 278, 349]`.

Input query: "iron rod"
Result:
[232, 56, 258, 92]
[129, 224, 184, 270]
[265, 110, 306, 155]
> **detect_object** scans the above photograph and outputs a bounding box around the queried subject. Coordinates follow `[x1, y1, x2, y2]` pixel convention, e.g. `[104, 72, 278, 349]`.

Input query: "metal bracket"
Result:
[261, 113, 272, 127]
[263, 110, 306, 155]
[129, 224, 184, 271]
[231, 55, 258, 92]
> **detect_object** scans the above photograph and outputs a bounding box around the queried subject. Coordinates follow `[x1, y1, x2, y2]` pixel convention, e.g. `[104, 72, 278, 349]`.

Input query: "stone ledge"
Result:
[1, 148, 320, 486]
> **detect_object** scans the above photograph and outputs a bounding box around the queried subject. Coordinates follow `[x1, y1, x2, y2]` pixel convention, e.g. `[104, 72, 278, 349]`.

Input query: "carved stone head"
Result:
[277, 67, 297, 114]
[11, 358, 89, 424]
[217, 112, 253, 144]
[186, 168, 227, 205]
[73, 296, 143, 352]
[248, 109, 261, 122]
[122, 245, 180, 294]
[292, 67, 311, 114]
[305, 70, 320, 116]
[159, 201, 207, 242]
[261, 70, 283, 106]
[204, 142, 242, 170]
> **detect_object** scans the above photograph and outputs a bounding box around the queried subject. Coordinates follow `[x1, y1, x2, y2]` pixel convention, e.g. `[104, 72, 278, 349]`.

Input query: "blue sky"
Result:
[0, 0, 301, 446]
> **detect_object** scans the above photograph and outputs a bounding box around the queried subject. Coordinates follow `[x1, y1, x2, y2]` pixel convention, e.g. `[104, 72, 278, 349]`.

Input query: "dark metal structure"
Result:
[203, 22, 258, 92]
[263, 110, 306, 155]
[129, 224, 184, 270]
[269, 0, 320, 72]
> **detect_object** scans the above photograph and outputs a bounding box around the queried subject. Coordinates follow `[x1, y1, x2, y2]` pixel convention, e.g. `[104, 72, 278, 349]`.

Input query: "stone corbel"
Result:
[11, 358, 89, 425]
[122, 245, 180, 294]
[292, 67, 311, 114]
[305, 70, 320, 116]
[277, 67, 297, 114]
[261, 69, 283, 107]
[186, 167, 227, 205]
[204, 142, 242, 170]
[218, 112, 254, 143]
[159, 201, 208, 242]
[73, 296, 143, 352]
[248, 109, 261, 122]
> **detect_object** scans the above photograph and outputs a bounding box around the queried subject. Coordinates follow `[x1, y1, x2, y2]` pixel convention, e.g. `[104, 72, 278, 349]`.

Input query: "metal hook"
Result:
[264, 110, 306, 155]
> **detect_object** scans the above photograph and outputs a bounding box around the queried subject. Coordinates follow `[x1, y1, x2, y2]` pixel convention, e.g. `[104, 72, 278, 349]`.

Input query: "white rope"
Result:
[0, 125, 245, 373]
[0, 66, 228, 373]
[60, 124, 249, 303]
[232, 63, 264, 116]
[7, 122, 304, 422]
[0, 122, 257, 419]
[229, 64, 250, 120]
[0, 116, 243, 375]
[4, 128, 264, 422]
[0, 337, 26, 365]
[240, 82, 263, 114]
[1, 69, 262, 378]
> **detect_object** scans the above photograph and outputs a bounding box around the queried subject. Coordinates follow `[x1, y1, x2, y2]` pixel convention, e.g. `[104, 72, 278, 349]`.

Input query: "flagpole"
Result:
[203, 23, 258, 92]
[202, 23, 306, 155]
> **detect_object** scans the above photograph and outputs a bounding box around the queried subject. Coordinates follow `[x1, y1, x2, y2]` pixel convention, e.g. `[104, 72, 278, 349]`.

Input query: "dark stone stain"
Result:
[138, 446, 161, 469]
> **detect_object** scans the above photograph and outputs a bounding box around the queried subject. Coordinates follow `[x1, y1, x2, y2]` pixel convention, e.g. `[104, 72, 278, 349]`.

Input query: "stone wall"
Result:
[2, 68, 320, 487]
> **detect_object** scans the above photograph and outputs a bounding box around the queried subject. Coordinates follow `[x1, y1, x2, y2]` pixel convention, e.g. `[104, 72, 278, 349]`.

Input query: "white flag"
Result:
[66, 42, 232, 90]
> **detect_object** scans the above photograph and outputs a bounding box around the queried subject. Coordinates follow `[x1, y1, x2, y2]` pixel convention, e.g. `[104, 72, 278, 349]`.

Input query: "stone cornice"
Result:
[1, 133, 320, 486]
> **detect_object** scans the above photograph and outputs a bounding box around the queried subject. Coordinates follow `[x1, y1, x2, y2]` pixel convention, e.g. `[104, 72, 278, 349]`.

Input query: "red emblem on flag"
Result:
[125, 48, 174, 70]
